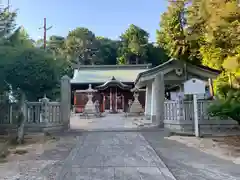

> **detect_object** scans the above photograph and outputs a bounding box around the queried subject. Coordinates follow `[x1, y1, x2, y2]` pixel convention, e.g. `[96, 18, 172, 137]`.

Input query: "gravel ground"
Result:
[0, 133, 80, 180]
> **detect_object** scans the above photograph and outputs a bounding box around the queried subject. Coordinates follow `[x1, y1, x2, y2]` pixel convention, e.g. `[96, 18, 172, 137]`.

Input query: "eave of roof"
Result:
[72, 63, 152, 70]
[95, 76, 132, 90]
[134, 58, 221, 85]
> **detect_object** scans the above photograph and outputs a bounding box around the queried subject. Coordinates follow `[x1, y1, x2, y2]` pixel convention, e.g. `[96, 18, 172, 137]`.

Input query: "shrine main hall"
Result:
[71, 63, 151, 113]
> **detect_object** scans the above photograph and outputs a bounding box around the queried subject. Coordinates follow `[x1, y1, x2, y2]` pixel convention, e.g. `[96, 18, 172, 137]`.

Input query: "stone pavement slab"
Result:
[57, 132, 176, 180]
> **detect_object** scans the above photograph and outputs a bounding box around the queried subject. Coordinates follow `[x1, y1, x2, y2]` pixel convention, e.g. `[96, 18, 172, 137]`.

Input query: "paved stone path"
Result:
[56, 132, 175, 180]
[70, 113, 140, 131]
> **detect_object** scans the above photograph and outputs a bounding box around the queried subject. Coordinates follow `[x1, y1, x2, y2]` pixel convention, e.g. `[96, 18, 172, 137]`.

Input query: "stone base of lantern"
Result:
[127, 101, 144, 117]
[83, 101, 96, 116]
[128, 92, 144, 116]
[109, 109, 118, 114]
[129, 101, 144, 114]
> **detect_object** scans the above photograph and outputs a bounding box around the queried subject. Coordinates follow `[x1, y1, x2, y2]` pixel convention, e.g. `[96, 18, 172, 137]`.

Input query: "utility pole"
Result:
[39, 18, 52, 49]
[7, 0, 10, 11]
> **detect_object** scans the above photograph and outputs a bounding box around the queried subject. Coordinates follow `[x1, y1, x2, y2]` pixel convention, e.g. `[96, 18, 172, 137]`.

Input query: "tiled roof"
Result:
[71, 64, 151, 84]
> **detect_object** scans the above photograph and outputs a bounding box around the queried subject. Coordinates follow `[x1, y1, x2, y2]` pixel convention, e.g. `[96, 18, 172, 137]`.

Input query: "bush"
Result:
[208, 87, 240, 124]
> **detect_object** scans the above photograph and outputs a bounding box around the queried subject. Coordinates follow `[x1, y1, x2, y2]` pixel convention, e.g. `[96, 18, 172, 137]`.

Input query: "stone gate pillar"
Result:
[61, 75, 71, 130]
[145, 83, 152, 119]
[150, 82, 156, 123]
[154, 73, 165, 127]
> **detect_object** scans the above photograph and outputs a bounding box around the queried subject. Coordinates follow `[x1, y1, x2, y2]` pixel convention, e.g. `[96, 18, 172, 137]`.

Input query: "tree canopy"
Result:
[157, 0, 240, 84]
[0, 11, 168, 101]
[40, 24, 168, 66]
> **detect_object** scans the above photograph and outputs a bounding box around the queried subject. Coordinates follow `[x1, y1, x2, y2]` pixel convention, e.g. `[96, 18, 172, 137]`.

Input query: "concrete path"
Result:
[56, 132, 176, 180]
[2, 129, 239, 179]
[143, 131, 240, 180]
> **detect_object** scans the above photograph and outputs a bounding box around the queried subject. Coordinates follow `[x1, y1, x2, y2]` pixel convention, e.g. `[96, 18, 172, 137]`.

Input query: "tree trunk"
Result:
[17, 93, 26, 144]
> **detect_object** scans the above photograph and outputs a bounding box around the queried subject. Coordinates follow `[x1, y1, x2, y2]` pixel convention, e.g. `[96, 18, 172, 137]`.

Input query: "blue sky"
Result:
[6, 0, 168, 42]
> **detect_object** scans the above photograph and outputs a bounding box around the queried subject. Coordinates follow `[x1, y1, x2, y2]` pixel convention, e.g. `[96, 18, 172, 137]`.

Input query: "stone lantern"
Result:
[79, 84, 98, 115]
[39, 95, 50, 123]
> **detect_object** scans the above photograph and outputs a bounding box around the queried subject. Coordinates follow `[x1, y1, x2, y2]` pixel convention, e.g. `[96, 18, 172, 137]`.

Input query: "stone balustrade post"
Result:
[176, 94, 185, 122]
[40, 95, 50, 124]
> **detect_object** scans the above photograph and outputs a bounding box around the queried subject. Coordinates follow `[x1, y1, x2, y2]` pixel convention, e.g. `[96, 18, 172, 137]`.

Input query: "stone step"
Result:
[133, 119, 153, 127]
[134, 120, 144, 126]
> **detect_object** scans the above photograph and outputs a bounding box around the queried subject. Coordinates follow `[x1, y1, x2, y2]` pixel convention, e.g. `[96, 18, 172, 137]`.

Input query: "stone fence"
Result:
[0, 75, 71, 134]
[0, 97, 64, 133]
[164, 100, 239, 135]
[0, 102, 18, 125]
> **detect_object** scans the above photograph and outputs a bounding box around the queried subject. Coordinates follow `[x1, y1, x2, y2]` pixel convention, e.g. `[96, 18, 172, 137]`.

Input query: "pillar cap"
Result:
[61, 75, 70, 80]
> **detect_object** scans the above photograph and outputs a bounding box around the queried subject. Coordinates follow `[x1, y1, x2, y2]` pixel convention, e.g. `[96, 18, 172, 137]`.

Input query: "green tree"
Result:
[0, 46, 19, 92]
[96, 36, 119, 65]
[4, 48, 65, 100]
[34, 38, 44, 48]
[146, 43, 169, 66]
[46, 35, 65, 58]
[185, 0, 240, 124]
[118, 24, 149, 64]
[187, 0, 240, 71]
[7, 26, 34, 48]
[0, 7, 17, 40]
[0, 6, 17, 92]
[65, 27, 101, 65]
[157, 0, 194, 62]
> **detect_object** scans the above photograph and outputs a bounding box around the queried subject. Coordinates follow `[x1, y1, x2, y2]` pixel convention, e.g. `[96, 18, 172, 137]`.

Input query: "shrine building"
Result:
[71, 64, 152, 113]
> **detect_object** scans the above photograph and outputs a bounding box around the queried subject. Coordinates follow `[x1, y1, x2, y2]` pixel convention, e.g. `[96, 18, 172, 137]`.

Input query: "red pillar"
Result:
[102, 94, 105, 112]
[110, 88, 112, 112]
[73, 91, 77, 112]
